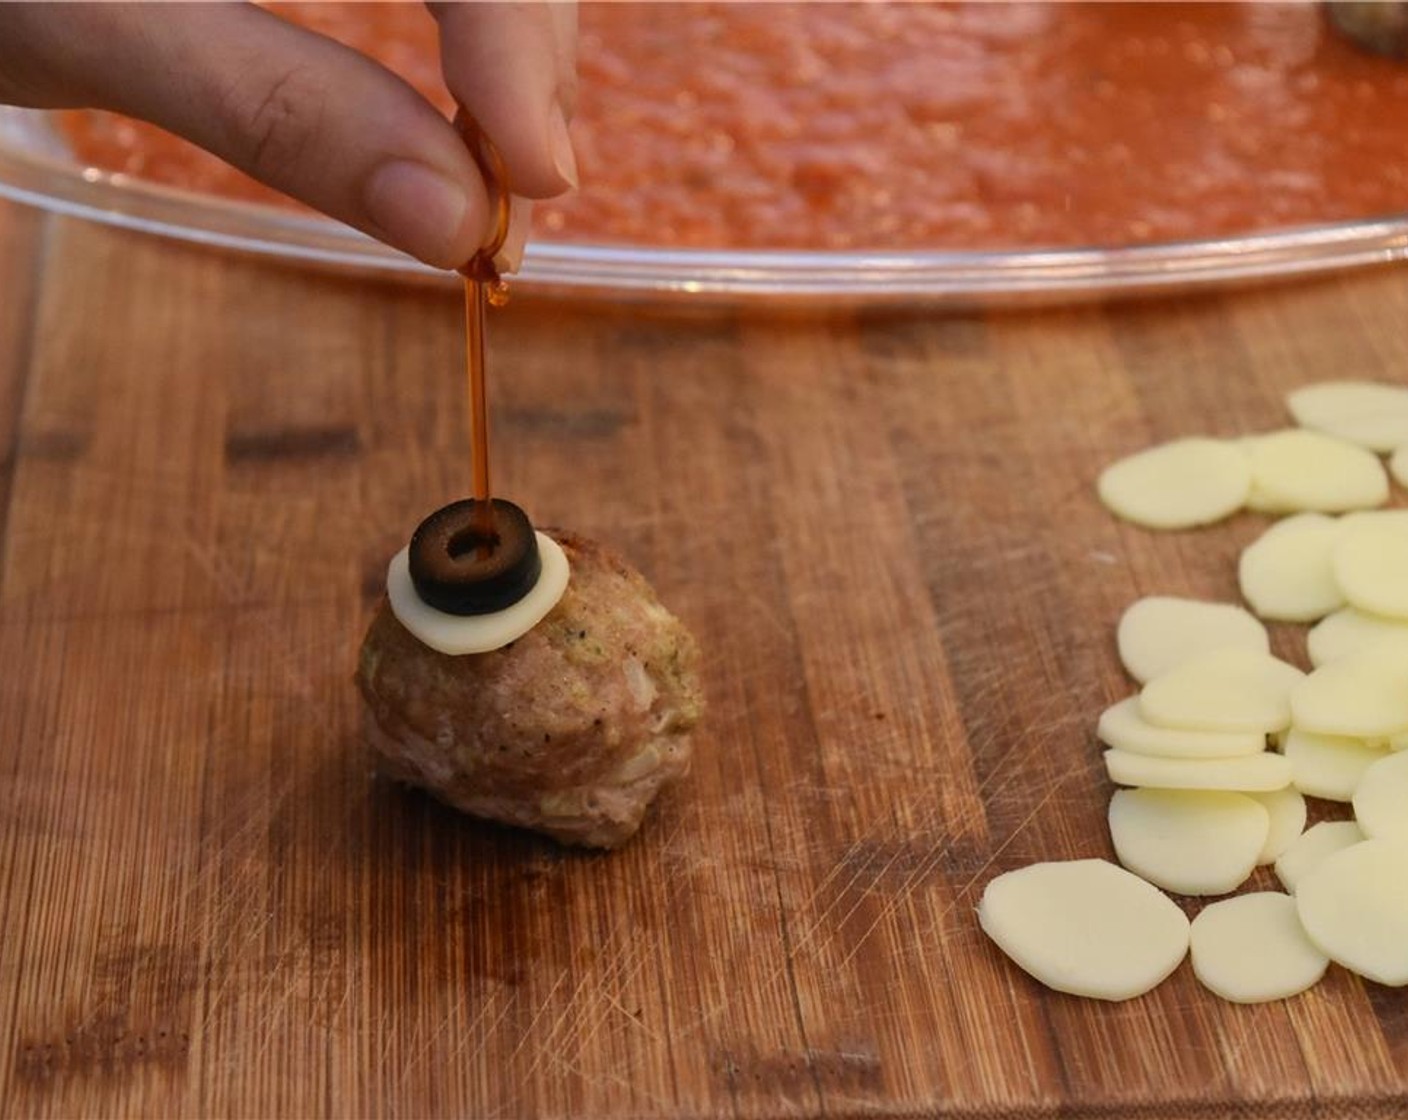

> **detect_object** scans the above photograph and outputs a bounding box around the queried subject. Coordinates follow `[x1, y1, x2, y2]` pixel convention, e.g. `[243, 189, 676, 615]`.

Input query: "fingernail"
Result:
[548, 103, 579, 191]
[362, 160, 469, 266]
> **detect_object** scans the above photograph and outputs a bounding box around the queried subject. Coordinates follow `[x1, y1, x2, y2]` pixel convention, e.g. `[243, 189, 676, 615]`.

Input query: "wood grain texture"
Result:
[2, 210, 1408, 1119]
[0, 204, 47, 565]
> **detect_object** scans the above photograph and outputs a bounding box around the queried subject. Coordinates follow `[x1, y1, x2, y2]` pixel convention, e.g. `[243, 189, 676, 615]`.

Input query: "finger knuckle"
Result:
[234, 65, 327, 182]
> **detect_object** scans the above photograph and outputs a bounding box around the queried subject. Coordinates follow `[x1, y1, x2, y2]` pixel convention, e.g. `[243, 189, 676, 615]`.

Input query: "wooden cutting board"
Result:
[3, 205, 1408, 1119]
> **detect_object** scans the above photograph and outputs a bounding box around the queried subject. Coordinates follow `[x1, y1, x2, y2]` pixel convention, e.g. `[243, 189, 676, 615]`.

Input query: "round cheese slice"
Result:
[1290, 650, 1408, 739]
[1116, 596, 1268, 684]
[1096, 697, 1265, 760]
[978, 859, 1189, 1001]
[1296, 840, 1408, 987]
[1286, 380, 1408, 454]
[1139, 648, 1303, 734]
[386, 533, 570, 655]
[1104, 749, 1292, 792]
[1352, 751, 1408, 846]
[1097, 438, 1250, 531]
[1274, 821, 1365, 894]
[1244, 429, 1388, 514]
[1191, 893, 1327, 1004]
[1332, 513, 1408, 620]
[1237, 513, 1345, 623]
[1108, 789, 1268, 896]
[1283, 728, 1389, 802]
[1307, 607, 1408, 668]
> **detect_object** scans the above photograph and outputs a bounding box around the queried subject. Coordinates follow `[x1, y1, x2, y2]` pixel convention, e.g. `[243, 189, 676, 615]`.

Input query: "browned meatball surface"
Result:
[356, 530, 704, 848]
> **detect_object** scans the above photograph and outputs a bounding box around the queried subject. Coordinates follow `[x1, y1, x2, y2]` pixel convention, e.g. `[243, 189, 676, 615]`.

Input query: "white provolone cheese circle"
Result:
[1249, 787, 1307, 866]
[1286, 380, 1408, 453]
[1116, 596, 1268, 684]
[1244, 429, 1388, 514]
[1338, 507, 1408, 534]
[1139, 648, 1303, 734]
[1237, 513, 1345, 623]
[1332, 513, 1408, 620]
[1290, 651, 1408, 739]
[1296, 840, 1408, 986]
[1274, 821, 1365, 894]
[1096, 697, 1265, 760]
[1283, 728, 1390, 803]
[1104, 749, 1292, 792]
[1352, 751, 1408, 846]
[1097, 438, 1250, 530]
[978, 860, 1189, 1001]
[1307, 607, 1408, 667]
[386, 533, 570, 656]
[1190, 892, 1327, 1004]
[1108, 789, 1268, 896]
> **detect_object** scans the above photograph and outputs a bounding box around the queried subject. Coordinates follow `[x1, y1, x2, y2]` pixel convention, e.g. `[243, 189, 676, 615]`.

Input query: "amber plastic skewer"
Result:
[458, 119, 514, 545]
[465, 273, 491, 520]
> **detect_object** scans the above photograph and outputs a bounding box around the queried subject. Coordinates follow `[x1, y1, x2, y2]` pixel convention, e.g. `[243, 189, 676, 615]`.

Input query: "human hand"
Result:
[0, 2, 578, 269]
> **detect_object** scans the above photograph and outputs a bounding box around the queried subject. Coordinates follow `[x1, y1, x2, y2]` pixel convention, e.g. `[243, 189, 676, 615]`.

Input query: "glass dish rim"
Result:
[3, 105, 1408, 305]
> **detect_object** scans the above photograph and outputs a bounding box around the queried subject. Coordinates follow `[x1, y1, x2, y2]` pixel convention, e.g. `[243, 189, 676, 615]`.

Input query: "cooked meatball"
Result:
[356, 529, 704, 848]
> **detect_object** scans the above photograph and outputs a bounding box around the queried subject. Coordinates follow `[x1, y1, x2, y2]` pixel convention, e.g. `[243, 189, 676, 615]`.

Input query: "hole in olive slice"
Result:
[408, 498, 542, 616]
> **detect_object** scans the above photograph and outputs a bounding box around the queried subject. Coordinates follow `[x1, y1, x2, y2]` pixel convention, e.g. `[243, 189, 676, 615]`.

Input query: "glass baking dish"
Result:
[4, 105, 1408, 307]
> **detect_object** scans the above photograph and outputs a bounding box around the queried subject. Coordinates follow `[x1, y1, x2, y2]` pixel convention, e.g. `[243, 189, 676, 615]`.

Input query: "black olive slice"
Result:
[408, 499, 542, 616]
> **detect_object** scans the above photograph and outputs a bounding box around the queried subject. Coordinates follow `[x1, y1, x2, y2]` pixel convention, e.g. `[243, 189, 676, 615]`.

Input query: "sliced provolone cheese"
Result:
[1108, 789, 1267, 896]
[1307, 607, 1408, 668]
[1286, 380, 1408, 453]
[1283, 728, 1389, 802]
[1191, 892, 1327, 1003]
[1096, 697, 1265, 760]
[1116, 596, 1268, 684]
[1352, 751, 1408, 846]
[1332, 511, 1408, 620]
[1245, 429, 1387, 514]
[1290, 650, 1408, 739]
[1237, 512, 1345, 622]
[1139, 648, 1303, 734]
[1098, 438, 1250, 530]
[1296, 840, 1408, 987]
[978, 860, 1189, 1001]
[386, 533, 570, 656]
[1104, 749, 1292, 792]
[1274, 821, 1365, 894]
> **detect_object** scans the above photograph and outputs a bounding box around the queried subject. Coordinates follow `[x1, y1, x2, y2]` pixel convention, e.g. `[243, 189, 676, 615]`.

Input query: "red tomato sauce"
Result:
[58, 2, 1408, 251]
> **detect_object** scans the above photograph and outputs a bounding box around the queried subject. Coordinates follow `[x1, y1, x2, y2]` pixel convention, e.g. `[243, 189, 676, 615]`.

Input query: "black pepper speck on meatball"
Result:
[356, 530, 704, 848]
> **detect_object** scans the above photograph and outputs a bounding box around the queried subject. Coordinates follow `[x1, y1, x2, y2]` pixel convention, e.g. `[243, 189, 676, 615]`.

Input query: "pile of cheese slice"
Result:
[979, 380, 1408, 1003]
